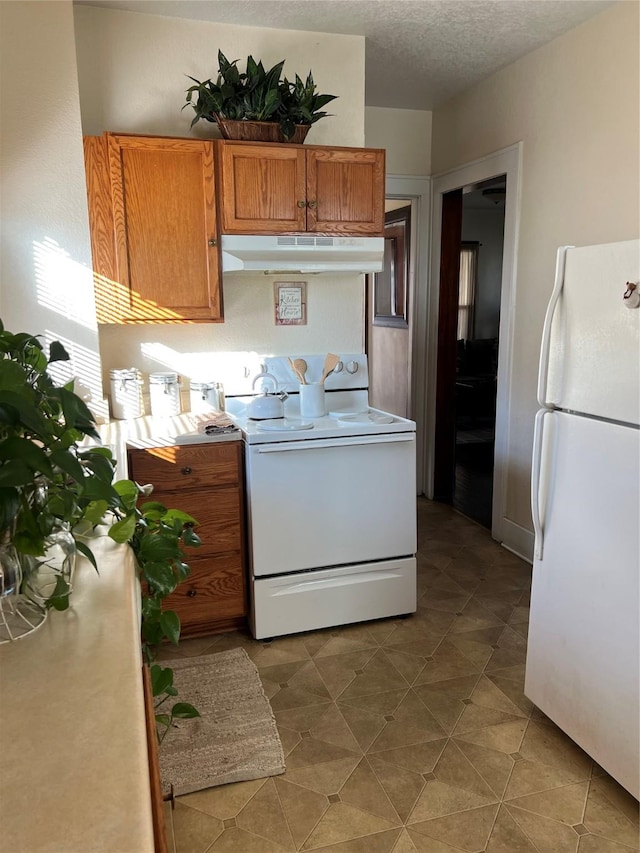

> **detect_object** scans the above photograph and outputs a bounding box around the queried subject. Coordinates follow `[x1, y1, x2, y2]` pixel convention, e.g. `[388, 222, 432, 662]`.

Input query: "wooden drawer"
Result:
[127, 442, 240, 491]
[150, 487, 241, 557]
[165, 553, 246, 633]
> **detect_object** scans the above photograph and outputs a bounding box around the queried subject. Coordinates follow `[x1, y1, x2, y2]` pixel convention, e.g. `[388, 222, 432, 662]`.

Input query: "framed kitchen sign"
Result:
[274, 281, 307, 325]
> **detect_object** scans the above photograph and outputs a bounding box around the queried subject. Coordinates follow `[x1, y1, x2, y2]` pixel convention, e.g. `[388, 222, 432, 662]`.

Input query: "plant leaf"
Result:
[171, 702, 200, 719]
[159, 610, 181, 646]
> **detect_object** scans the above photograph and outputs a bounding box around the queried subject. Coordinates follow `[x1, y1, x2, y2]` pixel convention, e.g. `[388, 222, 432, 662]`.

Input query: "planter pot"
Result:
[215, 117, 310, 145]
[0, 542, 48, 643]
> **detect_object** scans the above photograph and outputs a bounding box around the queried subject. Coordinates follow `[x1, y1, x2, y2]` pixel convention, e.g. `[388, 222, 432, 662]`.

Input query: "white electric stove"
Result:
[223, 354, 417, 640]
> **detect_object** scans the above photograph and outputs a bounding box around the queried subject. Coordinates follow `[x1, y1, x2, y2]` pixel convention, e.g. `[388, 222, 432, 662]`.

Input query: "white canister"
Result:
[109, 368, 144, 420]
[149, 372, 182, 417]
[189, 381, 225, 414]
[299, 383, 325, 418]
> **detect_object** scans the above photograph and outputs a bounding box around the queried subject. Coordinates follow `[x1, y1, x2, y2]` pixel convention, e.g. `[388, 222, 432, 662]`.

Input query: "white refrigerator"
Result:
[525, 239, 640, 798]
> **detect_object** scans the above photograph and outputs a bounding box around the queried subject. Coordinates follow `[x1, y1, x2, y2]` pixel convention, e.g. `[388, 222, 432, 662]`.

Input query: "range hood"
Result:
[221, 235, 384, 274]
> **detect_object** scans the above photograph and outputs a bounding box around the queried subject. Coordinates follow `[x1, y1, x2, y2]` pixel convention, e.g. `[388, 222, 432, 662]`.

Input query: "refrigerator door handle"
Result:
[537, 246, 574, 407]
[531, 408, 549, 560]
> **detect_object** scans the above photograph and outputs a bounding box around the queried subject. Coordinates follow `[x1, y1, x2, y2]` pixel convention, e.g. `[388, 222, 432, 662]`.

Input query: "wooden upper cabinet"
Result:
[217, 141, 385, 236]
[84, 133, 222, 323]
[218, 142, 307, 234]
[307, 147, 385, 235]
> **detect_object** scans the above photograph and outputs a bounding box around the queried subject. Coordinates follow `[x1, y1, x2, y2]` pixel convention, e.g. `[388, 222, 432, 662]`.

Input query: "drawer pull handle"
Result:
[181, 467, 192, 475]
[187, 589, 197, 598]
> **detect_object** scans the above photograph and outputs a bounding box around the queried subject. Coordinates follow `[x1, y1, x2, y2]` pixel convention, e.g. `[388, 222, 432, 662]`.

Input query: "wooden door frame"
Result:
[384, 175, 431, 495]
[424, 144, 522, 545]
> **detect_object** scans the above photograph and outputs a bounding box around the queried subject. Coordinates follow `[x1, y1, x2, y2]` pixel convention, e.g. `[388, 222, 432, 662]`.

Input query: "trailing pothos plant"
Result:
[0, 320, 199, 741]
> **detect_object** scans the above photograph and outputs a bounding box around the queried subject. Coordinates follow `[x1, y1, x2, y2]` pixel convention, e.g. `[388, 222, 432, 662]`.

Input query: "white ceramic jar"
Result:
[149, 372, 182, 417]
[189, 381, 225, 414]
[109, 368, 144, 420]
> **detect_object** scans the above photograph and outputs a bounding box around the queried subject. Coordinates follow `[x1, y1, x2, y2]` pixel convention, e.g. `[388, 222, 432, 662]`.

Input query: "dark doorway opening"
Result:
[434, 177, 506, 528]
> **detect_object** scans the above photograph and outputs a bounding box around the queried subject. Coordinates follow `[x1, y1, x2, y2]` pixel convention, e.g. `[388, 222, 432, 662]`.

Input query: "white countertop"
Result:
[0, 536, 155, 852]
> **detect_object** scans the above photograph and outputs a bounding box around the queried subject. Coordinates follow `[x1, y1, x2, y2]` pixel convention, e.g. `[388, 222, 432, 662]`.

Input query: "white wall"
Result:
[432, 1, 639, 531]
[98, 273, 364, 395]
[365, 107, 431, 176]
[73, 6, 367, 397]
[0, 1, 106, 418]
[461, 204, 505, 340]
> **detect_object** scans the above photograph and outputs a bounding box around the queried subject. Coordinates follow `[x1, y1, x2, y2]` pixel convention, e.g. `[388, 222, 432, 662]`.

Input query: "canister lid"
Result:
[110, 367, 141, 380]
[190, 380, 217, 391]
[149, 371, 179, 385]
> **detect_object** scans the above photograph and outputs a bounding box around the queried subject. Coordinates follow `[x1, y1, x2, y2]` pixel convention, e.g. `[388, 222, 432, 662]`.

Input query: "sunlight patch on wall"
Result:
[138, 343, 271, 391]
[34, 238, 98, 331]
[44, 329, 108, 423]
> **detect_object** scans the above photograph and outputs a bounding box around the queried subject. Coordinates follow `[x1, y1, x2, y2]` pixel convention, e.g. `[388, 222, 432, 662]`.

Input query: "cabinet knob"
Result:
[297, 200, 307, 208]
[181, 466, 192, 475]
[187, 589, 197, 598]
[307, 200, 317, 209]
[208, 239, 216, 247]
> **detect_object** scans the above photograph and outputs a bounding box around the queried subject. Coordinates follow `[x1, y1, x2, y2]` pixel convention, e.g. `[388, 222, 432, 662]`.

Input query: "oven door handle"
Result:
[255, 434, 415, 452]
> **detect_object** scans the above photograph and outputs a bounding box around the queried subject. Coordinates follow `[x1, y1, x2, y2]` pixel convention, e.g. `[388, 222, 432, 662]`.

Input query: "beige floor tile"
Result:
[278, 725, 304, 757]
[504, 758, 583, 800]
[306, 828, 402, 852]
[287, 661, 334, 700]
[339, 688, 408, 716]
[173, 502, 636, 853]
[582, 783, 640, 848]
[340, 758, 402, 824]
[274, 777, 329, 849]
[370, 738, 448, 775]
[208, 825, 291, 852]
[485, 804, 538, 852]
[286, 734, 361, 770]
[507, 804, 580, 853]
[433, 739, 497, 800]
[454, 739, 515, 799]
[313, 650, 379, 699]
[180, 778, 266, 820]
[407, 779, 496, 823]
[505, 781, 590, 826]
[519, 721, 593, 781]
[453, 702, 520, 735]
[409, 803, 499, 852]
[283, 758, 361, 796]
[589, 776, 640, 829]
[337, 701, 388, 752]
[310, 703, 363, 754]
[171, 801, 224, 852]
[368, 690, 447, 752]
[578, 836, 640, 853]
[368, 754, 426, 823]
[236, 777, 296, 851]
[469, 674, 530, 719]
[276, 703, 333, 733]
[302, 802, 400, 850]
[455, 718, 528, 754]
[338, 649, 410, 700]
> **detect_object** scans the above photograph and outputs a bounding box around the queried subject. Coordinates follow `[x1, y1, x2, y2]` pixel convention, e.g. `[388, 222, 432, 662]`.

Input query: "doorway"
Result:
[425, 144, 522, 545]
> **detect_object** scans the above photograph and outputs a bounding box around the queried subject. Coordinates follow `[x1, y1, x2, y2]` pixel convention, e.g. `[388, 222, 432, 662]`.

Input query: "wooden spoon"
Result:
[320, 353, 340, 384]
[291, 357, 308, 385]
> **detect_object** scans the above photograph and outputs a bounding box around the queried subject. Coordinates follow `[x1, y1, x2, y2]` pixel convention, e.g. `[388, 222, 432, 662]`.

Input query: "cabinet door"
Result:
[86, 134, 221, 322]
[306, 147, 385, 235]
[163, 552, 246, 637]
[218, 142, 307, 234]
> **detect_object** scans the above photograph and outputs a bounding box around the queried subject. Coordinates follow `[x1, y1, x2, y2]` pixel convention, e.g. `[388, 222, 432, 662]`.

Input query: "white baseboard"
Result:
[500, 517, 534, 564]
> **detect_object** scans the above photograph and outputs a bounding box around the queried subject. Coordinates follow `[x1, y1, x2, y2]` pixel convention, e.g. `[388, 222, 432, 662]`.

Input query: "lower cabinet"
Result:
[127, 440, 247, 637]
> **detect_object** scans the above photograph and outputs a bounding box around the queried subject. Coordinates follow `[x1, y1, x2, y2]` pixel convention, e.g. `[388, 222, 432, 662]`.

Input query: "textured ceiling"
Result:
[74, 0, 614, 109]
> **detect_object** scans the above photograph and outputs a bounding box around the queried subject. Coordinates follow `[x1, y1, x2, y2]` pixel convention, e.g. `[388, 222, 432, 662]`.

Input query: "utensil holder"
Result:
[299, 383, 325, 418]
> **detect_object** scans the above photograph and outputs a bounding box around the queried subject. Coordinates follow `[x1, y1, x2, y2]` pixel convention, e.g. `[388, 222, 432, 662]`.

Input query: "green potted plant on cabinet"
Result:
[184, 50, 337, 143]
[0, 321, 199, 737]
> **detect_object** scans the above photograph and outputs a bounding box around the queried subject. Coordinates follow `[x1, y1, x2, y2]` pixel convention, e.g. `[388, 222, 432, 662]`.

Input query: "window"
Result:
[457, 242, 479, 341]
